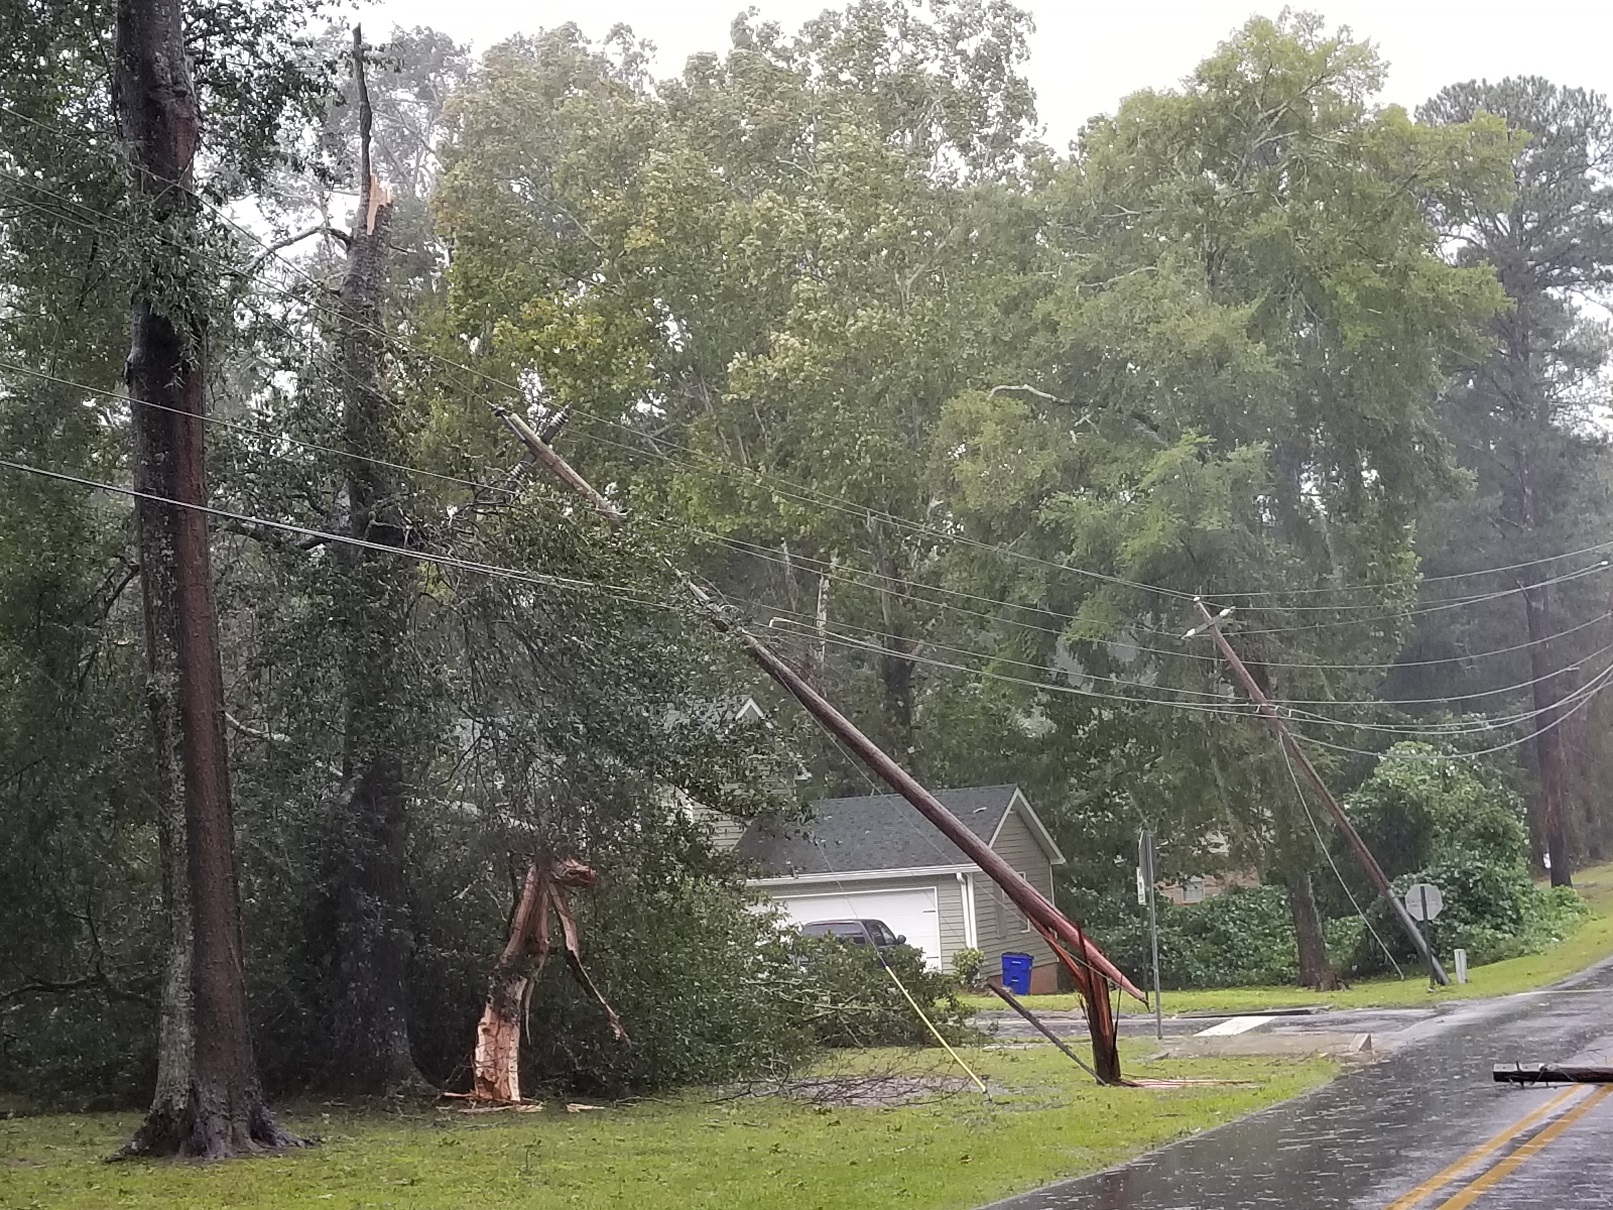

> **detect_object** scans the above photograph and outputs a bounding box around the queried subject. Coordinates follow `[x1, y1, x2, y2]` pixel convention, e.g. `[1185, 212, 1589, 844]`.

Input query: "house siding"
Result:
[754, 873, 968, 963]
[974, 805, 1056, 974]
[690, 804, 748, 852]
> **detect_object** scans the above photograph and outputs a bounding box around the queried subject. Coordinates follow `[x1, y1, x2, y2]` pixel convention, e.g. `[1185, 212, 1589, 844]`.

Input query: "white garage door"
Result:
[774, 886, 944, 969]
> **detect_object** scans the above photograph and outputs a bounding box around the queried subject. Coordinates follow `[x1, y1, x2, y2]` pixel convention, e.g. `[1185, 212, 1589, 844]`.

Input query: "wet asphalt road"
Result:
[981, 1005, 1432, 1041]
[982, 961, 1613, 1210]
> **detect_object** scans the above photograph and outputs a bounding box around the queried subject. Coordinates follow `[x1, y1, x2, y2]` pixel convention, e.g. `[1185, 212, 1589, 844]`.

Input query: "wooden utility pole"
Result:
[114, 0, 295, 1156]
[1191, 600, 1450, 986]
[489, 406, 1144, 1081]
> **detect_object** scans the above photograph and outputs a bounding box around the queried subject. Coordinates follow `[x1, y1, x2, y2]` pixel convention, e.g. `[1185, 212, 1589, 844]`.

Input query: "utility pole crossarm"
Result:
[1192, 600, 1449, 987]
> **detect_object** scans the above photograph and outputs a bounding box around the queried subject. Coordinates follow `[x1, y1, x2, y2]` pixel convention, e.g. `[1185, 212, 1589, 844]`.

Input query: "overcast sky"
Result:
[355, 1, 1611, 147]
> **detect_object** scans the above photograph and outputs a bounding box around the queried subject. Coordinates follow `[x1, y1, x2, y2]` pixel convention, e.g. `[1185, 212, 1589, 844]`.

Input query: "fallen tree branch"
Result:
[220, 518, 327, 552]
[2, 971, 155, 1007]
[236, 226, 351, 280]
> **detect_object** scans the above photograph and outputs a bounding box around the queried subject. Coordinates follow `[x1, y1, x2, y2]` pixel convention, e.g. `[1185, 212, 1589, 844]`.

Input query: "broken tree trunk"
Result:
[115, 0, 295, 1157]
[323, 26, 430, 1095]
[471, 855, 627, 1104]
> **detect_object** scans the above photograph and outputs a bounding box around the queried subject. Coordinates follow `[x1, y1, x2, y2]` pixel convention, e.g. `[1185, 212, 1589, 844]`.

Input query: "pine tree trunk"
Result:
[1285, 872, 1339, 992]
[323, 30, 429, 1094]
[115, 0, 293, 1158]
[1519, 513, 1573, 887]
[871, 529, 918, 762]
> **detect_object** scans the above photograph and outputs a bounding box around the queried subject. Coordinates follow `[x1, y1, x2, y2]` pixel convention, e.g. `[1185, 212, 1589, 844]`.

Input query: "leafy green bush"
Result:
[1349, 866, 1590, 974]
[1339, 744, 1589, 975]
[507, 875, 820, 1099]
[779, 935, 974, 1049]
[1093, 885, 1303, 989]
[951, 946, 986, 989]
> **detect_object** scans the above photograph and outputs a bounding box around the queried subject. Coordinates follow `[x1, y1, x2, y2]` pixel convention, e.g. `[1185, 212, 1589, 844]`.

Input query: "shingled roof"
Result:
[735, 784, 1055, 876]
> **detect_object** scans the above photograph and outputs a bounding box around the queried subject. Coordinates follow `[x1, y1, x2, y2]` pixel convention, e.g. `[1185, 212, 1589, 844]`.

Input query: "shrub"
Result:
[1092, 885, 1302, 989]
[511, 877, 822, 1098]
[950, 946, 986, 989]
[1348, 865, 1591, 975]
[780, 935, 974, 1048]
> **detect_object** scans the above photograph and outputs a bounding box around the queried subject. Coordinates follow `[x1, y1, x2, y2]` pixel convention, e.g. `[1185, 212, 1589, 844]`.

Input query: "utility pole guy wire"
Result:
[1188, 599, 1449, 986]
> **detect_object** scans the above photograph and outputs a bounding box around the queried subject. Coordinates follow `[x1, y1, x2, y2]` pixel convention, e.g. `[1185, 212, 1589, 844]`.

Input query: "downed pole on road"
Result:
[489, 404, 1146, 1083]
[1494, 1064, 1613, 1085]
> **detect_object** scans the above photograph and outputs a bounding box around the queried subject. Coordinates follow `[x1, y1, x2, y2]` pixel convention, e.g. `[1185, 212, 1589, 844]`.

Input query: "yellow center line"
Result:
[1382, 1086, 1584, 1210]
[1435, 1083, 1613, 1209]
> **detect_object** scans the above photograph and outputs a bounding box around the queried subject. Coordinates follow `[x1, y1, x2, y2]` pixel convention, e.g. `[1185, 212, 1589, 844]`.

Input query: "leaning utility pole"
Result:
[1189, 600, 1449, 986]
[489, 406, 1145, 1078]
[115, 0, 295, 1156]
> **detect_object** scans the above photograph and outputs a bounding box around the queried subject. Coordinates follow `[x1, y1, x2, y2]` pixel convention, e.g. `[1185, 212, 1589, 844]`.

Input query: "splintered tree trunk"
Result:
[471, 856, 625, 1103]
[473, 860, 546, 1103]
[1285, 872, 1340, 992]
[323, 29, 428, 1094]
[115, 0, 293, 1158]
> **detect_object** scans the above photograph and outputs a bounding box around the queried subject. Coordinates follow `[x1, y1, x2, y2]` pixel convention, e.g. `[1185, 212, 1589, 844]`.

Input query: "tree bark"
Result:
[1522, 571, 1574, 886]
[1284, 871, 1340, 991]
[1517, 458, 1573, 887]
[322, 28, 429, 1094]
[473, 860, 546, 1104]
[114, 0, 294, 1158]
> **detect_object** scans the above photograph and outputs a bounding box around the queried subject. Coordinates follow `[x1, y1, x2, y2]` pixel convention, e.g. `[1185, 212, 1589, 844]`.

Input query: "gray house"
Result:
[732, 785, 1067, 993]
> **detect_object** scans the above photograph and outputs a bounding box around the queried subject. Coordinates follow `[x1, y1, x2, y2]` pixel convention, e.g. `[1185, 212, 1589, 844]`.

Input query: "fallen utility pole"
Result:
[1189, 600, 1450, 987]
[989, 983, 1100, 1082]
[1494, 1064, 1613, 1085]
[491, 406, 1145, 1077]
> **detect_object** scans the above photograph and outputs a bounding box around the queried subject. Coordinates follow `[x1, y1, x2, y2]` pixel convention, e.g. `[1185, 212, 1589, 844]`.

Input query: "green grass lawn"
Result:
[964, 860, 1613, 1018]
[0, 1045, 1330, 1210]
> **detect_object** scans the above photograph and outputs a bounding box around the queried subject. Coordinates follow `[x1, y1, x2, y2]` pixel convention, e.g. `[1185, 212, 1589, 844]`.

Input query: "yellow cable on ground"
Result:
[879, 961, 990, 1097]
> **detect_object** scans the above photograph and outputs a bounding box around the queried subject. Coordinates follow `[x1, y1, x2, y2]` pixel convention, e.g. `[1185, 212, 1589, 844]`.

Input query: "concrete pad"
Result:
[1154, 1031, 1378, 1059]
[1195, 1015, 1277, 1036]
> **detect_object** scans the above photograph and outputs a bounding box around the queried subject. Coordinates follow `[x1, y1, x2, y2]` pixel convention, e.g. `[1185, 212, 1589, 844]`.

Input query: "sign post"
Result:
[1404, 882, 1445, 988]
[1140, 830, 1163, 1040]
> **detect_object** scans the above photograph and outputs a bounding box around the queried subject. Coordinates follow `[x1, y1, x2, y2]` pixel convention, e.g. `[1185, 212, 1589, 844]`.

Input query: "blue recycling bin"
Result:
[1001, 951, 1034, 996]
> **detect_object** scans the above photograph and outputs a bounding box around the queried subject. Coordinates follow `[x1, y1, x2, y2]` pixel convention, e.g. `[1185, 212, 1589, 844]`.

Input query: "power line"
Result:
[776, 609, 1613, 740]
[1291, 660, 1613, 762]
[9, 347, 1613, 700]
[0, 456, 670, 610]
[7, 106, 1613, 634]
[6, 162, 1608, 653]
[0, 355, 525, 503]
[9, 438, 1602, 754]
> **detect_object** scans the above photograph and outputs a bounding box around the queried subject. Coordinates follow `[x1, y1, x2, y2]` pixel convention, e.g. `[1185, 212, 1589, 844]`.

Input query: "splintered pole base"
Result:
[1494, 1064, 1613, 1084]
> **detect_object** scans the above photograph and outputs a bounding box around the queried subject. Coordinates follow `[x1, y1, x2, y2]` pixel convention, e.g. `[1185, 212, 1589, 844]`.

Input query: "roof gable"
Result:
[735, 784, 1061, 876]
